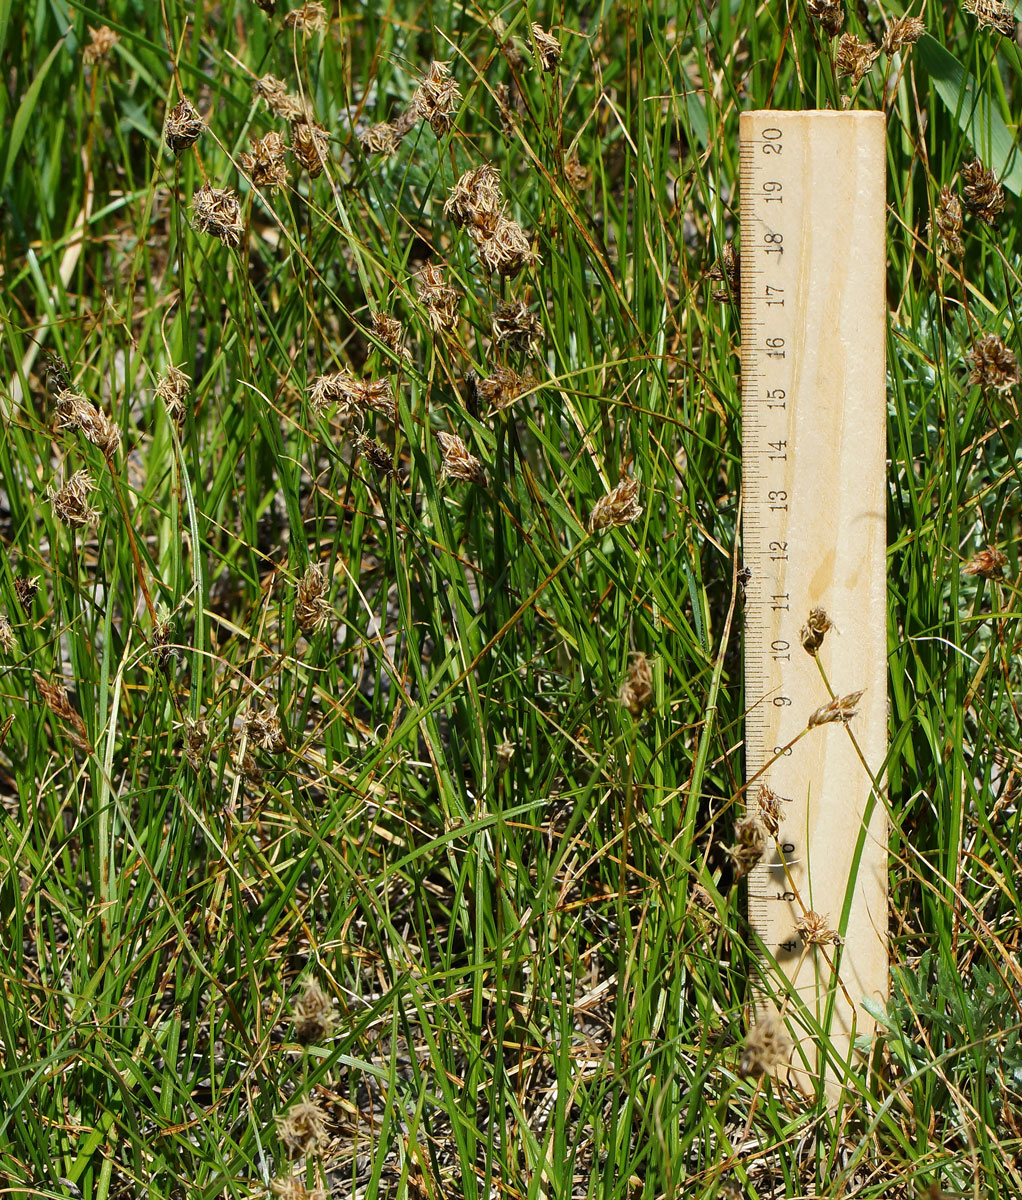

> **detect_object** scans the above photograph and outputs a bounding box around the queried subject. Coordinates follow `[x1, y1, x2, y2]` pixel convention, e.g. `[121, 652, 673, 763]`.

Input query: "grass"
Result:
[1, 0, 1021, 1197]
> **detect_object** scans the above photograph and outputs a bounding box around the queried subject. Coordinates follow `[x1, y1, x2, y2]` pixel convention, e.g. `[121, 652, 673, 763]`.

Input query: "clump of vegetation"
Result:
[0, 1, 1020, 1198]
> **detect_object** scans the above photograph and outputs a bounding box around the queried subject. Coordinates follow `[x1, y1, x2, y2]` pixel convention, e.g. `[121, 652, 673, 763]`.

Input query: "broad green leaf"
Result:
[917, 35, 1022, 195]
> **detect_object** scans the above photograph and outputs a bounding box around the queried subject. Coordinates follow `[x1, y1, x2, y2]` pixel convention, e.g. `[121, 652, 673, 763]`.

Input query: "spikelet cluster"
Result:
[192, 182, 244, 248]
[165, 98, 204, 154]
[411, 61, 462, 137]
[436, 432, 485, 485]
[589, 477, 642, 532]
[240, 130, 288, 191]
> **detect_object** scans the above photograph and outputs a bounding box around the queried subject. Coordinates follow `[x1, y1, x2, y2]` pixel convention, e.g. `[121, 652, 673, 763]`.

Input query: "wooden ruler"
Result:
[739, 111, 889, 1092]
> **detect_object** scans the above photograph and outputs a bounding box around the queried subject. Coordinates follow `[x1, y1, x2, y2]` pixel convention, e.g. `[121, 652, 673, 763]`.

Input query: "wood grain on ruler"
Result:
[739, 111, 888, 1095]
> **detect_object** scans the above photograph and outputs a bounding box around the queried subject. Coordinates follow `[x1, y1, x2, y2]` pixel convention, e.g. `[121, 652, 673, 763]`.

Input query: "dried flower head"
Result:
[47, 470, 99, 529]
[444, 164, 503, 232]
[757, 785, 784, 837]
[477, 365, 531, 412]
[164, 98, 204, 154]
[269, 1177, 328, 1200]
[436, 431, 486, 486]
[473, 214, 539, 278]
[156, 366, 190, 425]
[83, 25, 119, 66]
[564, 147, 591, 191]
[726, 816, 767, 878]
[492, 299, 543, 354]
[807, 689, 864, 728]
[0, 615, 15, 653]
[282, 2, 327, 32]
[183, 716, 209, 772]
[960, 157, 1005, 226]
[14, 576, 40, 610]
[589, 477, 643, 533]
[531, 24, 562, 72]
[247, 707, 287, 754]
[834, 33, 880, 85]
[416, 263, 461, 333]
[619, 652, 654, 717]
[240, 130, 289, 191]
[963, 0, 1016, 35]
[291, 120, 329, 177]
[496, 738, 516, 771]
[968, 334, 1019, 391]
[308, 369, 360, 418]
[41, 353, 72, 394]
[254, 75, 311, 122]
[795, 910, 840, 946]
[963, 546, 1008, 578]
[881, 15, 926, 53]
[931, 185, 964, 257]
[411, 60, 462, 137]
[739, 1013, 793, 1079]
[295, 565, 332, 634]
[805, 0, 844, 37]
[192, 182, 244, 248]
[33, 673, 92, 752]
[357, 434, 396, 477]
[276, 1097, 331, 1157]
[370, 312, 410, 363]
[799, 606, 833, 655]
[357, 122, 403, 155]
[709, 240, 740, 304]
[150, 617, 172, 670]
[54, 389, 121, 458]
[291, 977, 338, 1043]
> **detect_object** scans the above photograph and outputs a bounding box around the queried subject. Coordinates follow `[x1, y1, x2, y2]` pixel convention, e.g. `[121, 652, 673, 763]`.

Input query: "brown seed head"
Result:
[416, 263, 461, 334]
[589, 477, 643, 533]
[184, 716, 209, 772]
[33, 673, 92, 753]
[41, 354, 72, 395]
[270, 1177, 328, 1200]
[808, 689, 864, 728]
[477, 365, 531, 412]
[192, 182, 244, 248]
[276, 1098, 331, 1157]
[619, 652, 654, 717]
[47, 470, 99, 529]
[54, 389, 121, 458]
[726, 816, 767, 878]
[0, 614, 16, 653]
[799, 606, 833, 655]
[240, 130, 289, 191]
[968, 334, 1019, 391]
[709, 240, 740, 304]
[83, 25, 119, 66]
[14, 576, 40, 610]
[960, 157, 1005, 225]
[757, 785, 784, 837]
[444, 164, 503, 232]
[247, 707, 287, 753]
[295, 565, 332, 634]
[370, 311, 411, 363]
[411, 61, 462, 137]
[282, 2, 327, 32]
[963, 546, 1009, 578]
[436, 431, 486, 486]
[357, 122, 403, 155]
[164, 98, 205, 154]
[931, 185, 964, 257]
[156, 366, 190, 425]
[795, 910, 840, 946]
[963, 0, 1016, 35]
[357, 434, 396, 477]
[564, 148, 592, 191]
[492, 299, 543, 354]
[254, 75, 312, 122]
[531, 24, 562, 72]
[805, 0, 845, 37]
[308, 369, 361, 419]
[291, 120, 329, 177]
[834, 33, 880, 85]
[291, 977, 337, 1043]
[150, 617, 173, 670]
[473, 214, 539, 278]
[739, 1013, 793, 1079]
[881, 15, 926, 53]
